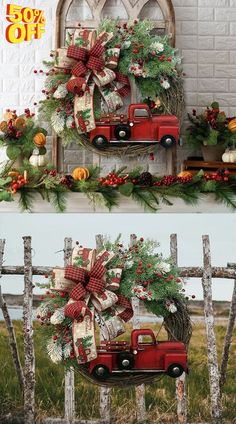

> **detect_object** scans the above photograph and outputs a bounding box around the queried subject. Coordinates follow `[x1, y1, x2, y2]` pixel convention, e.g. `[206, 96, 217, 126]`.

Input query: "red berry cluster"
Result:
[99, 172, 127, 187]
[153, 174, 193, 187]
[44, 169, 57, 177]
[60, 175, 74, 189]
[132, 41, 145, 55]
[11, 175, 28, 193]
[153, 175, 177, 186]
[204, 169, 230, 182]
[178, 175, 193, 183]
[24, 108, 35, 118]
[206, 106, 220, 130]
[116, 21, 138, 37]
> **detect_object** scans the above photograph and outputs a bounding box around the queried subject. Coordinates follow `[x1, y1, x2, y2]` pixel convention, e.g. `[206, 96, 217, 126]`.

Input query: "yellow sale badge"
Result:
[6, 4, 46, 43]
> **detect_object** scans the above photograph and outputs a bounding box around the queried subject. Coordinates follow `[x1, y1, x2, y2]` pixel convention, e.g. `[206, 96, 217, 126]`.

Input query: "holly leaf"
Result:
[0, 177, 12, 187]
[197, 169, 204, 177]
[211, 101, 219, 110]
[202, 180, 217, 192]
[6, 145, 21, 160]
[0, 190, 13, 202]
[119, 182, 134, 197]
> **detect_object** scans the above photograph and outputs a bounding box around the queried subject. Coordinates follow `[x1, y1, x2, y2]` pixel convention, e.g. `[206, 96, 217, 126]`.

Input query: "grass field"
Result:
[0, 320, 235, 424]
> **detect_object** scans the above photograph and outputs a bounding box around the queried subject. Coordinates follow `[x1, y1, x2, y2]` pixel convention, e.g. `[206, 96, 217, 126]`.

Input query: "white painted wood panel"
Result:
[0, 193, 231, 213]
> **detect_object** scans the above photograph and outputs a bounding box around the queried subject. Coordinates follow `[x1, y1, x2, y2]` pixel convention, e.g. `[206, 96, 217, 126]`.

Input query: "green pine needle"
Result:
[214, 184, 236, 210]
[131, 187, 159, 212]
[48, 190, 67, 212]
[18, 189, 36, 212]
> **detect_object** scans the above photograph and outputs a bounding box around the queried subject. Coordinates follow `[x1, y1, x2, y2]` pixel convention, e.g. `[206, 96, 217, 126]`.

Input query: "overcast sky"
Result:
[0, 213, 236, 301]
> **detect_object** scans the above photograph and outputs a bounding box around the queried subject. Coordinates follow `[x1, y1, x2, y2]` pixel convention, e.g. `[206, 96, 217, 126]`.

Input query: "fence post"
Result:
[95, 234, 111, 424]
[0, 239, 24, 391]
[202, 235, 222, 424]
[170, 234, 187, 424]
[63, 237, 75, 423]
[22, 236, 35, 424]
[130, 234, 146, 423]
[220, 277, 236, 391]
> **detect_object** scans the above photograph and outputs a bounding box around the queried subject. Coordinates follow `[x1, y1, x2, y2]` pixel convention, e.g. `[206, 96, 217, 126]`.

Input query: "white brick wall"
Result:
[1, 0, 236, 173]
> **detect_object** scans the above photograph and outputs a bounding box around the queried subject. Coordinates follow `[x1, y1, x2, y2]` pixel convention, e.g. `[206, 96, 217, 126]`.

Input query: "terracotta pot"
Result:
[201, 145, 225, 162]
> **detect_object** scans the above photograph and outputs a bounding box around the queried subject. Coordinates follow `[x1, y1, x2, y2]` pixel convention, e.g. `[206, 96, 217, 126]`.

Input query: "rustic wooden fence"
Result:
[0, 234, 236, 424]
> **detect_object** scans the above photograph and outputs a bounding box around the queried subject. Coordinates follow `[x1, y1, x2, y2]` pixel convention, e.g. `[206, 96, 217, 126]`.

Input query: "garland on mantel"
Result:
[0, 163, 236, 212]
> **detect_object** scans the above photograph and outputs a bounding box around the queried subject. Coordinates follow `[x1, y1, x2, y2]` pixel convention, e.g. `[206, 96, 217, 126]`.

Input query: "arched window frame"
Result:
[55, 0, 175, 48]
[52, 0, 176, 170]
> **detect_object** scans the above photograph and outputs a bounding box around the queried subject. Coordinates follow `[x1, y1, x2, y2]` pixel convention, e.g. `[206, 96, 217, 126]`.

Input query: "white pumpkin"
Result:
[29, 153, 49, 167]
[222, 149, 236, 163]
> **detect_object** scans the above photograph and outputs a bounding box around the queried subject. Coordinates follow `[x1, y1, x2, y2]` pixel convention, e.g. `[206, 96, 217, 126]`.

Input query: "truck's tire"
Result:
[167, 363, 184, 378]
[114, 124, 131, 141]
[160, 135, 176, 149]
[117, 352, 134, 370]
[92, 135, 108, 148]
[92, 364, 110, 380]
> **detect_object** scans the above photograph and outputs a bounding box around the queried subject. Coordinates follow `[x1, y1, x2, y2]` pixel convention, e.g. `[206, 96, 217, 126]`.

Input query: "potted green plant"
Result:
[186, 102, 236, 161]
[0, 108, 47, 169]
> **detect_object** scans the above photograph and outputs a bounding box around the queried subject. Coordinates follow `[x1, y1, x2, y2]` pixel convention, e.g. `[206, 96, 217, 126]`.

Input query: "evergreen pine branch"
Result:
[213, 184, 236, 210]
[131, 187, 159, 212]
[48, 189, 67, 212]
[98, 186, 119, 209]
[18, 189, 36, 212]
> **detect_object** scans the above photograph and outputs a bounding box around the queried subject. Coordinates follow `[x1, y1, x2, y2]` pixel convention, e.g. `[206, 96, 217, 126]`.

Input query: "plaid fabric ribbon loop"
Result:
[64, 300, 91, 320]
[86, 276, 104, 294]
[67, 45, 87, 61]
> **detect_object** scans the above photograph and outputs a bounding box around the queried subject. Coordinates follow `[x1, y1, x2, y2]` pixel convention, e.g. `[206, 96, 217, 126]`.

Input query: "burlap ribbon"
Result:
[52, 247, 133, 364]
[55, 29, 130, 134]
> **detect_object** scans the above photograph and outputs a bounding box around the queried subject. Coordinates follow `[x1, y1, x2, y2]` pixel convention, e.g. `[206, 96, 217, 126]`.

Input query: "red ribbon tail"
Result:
[117, 294, 133, 322]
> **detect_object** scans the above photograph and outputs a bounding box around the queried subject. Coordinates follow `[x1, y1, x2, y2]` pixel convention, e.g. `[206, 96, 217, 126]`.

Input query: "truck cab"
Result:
[88, 329, 188, 381]
[89, 103, 179, 149]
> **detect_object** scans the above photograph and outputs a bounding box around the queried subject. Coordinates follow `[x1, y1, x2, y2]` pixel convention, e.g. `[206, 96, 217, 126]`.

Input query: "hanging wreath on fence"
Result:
[38, 19, 184, 157]
[37, 237, 192, 387]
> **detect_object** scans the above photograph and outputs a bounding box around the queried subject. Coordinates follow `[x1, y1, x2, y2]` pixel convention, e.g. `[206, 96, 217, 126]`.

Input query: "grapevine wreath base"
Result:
[37, 238, 192, 387]
[38, 19, 185, 157]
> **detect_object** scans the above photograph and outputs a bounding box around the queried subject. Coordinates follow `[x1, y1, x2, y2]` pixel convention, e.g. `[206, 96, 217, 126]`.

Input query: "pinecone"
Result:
[137, 172, 153, 186]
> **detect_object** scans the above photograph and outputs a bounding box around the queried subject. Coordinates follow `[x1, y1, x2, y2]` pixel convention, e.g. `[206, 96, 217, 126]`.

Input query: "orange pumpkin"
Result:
[34, 132, 46, 147]
[3, 111, 15, 122]
[72, 167, 90, 181]
[228, 118, 236, 133]
[177, 171, 192, 178]
[14, 117, 26, 129]
[0, 121, 8, 132]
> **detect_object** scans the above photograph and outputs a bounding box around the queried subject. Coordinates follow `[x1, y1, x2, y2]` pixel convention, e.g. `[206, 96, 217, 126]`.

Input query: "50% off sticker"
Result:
[6, 4, 46, 43]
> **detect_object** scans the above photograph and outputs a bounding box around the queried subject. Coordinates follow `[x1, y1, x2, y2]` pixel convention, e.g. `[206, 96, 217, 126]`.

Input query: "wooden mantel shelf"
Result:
[0, 193, 232, 213]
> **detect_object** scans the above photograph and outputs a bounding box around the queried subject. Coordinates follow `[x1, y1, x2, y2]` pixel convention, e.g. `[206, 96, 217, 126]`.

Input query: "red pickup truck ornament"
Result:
[88, 329, 188, 381]
[89, 103, 180, 149]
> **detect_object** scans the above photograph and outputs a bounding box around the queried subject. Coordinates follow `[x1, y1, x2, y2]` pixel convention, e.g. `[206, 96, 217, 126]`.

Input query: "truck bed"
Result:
[99, 340, 129, 352]
[96, 113, 128, 125]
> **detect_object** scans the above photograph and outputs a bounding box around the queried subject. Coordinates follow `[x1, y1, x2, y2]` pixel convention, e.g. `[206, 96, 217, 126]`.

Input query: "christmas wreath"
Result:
[36, 237, 191, 386]
[38, 19, 184, 156]
[1, 163, 236, 212]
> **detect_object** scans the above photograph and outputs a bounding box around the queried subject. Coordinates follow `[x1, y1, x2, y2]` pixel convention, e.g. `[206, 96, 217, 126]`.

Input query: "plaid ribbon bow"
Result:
[55, 29, 130, 134]
[57, 247, 133, 364]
